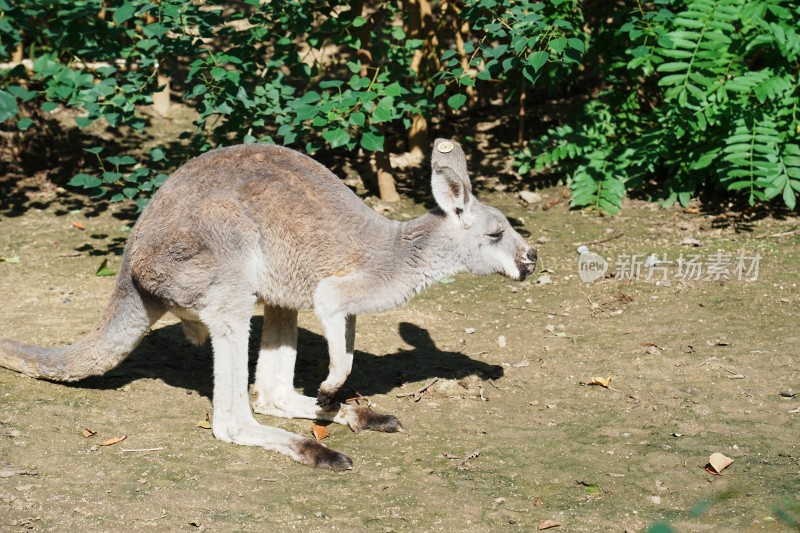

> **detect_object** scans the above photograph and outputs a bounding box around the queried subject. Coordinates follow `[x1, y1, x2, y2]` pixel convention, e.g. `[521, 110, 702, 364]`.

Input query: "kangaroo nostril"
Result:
[527, 248, 538, 262]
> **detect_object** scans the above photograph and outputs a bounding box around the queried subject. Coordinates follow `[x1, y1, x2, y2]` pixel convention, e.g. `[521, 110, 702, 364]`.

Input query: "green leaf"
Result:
[349, 112, 366, 127]
[322, 128, 350, 149]
[0, 90, 18, 123]
[360, 131, 384, 152]
[549, 38, 568, 54]
[95, 258, 117, 277]
[372, 97, 395, 123]
[75, 116, 94, 128]
[567, 38, 585, 53]
[113, 2, 136, 24]
[783, 183, 796, 210]
[447, 93, 467, 110]
[529, 50, 548, 72]
[433, 84, 447, 98]
[107, 155, 136, 166]
[383, 82, 403, 97]
[17, 117, 33, 131]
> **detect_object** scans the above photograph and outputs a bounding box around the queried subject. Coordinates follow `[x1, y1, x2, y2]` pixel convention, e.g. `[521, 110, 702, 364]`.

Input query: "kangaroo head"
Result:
[430, 138, 538, 281]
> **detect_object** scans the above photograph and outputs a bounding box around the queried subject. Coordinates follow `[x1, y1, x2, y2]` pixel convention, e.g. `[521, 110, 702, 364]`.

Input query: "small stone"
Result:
[497, 335, 507, 348]
[519, 190, 542, 204]
[464, 327, 476, 334]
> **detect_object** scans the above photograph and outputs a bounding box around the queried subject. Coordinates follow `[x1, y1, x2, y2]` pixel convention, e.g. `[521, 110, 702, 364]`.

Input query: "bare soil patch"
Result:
[1, 190, 799, 532]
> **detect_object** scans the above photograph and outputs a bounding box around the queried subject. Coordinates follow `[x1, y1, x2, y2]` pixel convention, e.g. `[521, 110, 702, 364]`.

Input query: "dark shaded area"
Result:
[0, 104, 189, 221]
[67, 318, 503, 405]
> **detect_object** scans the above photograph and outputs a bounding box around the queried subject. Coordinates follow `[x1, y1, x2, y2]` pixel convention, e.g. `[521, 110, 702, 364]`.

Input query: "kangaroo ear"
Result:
[431, 139, 475, 228]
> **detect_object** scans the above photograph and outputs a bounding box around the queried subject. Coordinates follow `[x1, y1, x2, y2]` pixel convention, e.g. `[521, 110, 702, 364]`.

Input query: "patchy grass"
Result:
[1, 190, 799, 532]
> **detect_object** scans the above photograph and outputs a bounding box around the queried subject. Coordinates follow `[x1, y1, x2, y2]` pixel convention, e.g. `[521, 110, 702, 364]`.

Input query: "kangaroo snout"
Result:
[516, 247, 538, 281]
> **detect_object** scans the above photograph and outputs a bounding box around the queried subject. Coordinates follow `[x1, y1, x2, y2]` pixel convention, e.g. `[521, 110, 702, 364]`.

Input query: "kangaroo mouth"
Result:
[515, 258, 537, 282]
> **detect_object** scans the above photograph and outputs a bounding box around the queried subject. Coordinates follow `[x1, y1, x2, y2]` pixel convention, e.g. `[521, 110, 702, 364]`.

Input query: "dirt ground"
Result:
[0, 181, 799, 532]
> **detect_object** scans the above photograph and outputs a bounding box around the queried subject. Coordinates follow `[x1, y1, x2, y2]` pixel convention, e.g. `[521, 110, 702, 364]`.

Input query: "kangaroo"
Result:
[0, 138, 537, 471]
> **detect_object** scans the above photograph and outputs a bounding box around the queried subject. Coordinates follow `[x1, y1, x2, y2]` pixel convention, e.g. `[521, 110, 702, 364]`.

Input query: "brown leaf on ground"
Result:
[81, 428, 96, 438]
[542, 198, 560, 211]
[71, 220, 85, 230]
[587, 376, 612, 388]
[311, 424, 330, 441]
[538, 519, 560, 530]
[100, 435, 127, 446]
[533, 497, 544, 506]
[706, 452, 734, 474]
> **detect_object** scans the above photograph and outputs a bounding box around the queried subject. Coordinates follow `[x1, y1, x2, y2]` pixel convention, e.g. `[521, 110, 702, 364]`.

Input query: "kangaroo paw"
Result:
[347, 406, 403, 433]
[316, 387, 340, 408]
[291, 439, 353, 472]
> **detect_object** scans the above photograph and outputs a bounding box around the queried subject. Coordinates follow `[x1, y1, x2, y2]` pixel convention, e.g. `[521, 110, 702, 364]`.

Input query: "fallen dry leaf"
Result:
[706, 339, 731, 346]
[311, 424, 330, 441]
[82, 428, 97, 438]
[100, 435, 127, 447]
[707, 452, 734, 474]
[197, 412, 211, 429]
[533, 496, 544, 506]
[588, 376, 613, 388]
[538, 519, 561, 530]
[71, 220, 85, 230]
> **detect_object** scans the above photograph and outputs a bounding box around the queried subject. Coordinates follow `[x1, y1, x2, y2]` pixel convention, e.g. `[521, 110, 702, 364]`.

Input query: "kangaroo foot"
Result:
[316, 386, 340, 408]
[290, 438, 353, 472]
[343, 405, 403, 433]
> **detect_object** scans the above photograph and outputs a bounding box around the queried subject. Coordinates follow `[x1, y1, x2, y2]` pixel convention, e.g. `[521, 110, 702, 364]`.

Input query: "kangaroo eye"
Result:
[487, 230, 504, 240]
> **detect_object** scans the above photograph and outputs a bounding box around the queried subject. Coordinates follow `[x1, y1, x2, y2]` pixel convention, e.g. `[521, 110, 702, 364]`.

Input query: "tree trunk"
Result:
[408, 114, 429, 158]
[374, 151, 400, 202]
[12, 42, 23, 64]
[518, 77, 527, 148]
[152, 72, 171, 117]
[454, 20, 477, 106]
[404, 0, 434, 156]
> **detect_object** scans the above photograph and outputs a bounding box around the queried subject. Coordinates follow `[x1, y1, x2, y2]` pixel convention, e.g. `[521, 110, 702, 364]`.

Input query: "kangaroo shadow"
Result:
[69, 318, 504, 402]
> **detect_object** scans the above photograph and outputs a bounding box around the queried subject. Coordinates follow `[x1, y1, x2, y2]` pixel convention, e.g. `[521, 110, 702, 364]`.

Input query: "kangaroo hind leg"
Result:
[180, 318, 209, 346]
[202, 299, 351, 471]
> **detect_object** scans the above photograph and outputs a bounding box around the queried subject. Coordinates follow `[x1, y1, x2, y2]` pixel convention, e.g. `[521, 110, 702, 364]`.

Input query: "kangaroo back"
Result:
[0, 257, 162, 381]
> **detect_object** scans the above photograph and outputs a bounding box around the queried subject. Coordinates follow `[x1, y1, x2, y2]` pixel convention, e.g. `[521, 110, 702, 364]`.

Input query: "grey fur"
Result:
[0, 138, 537, 470]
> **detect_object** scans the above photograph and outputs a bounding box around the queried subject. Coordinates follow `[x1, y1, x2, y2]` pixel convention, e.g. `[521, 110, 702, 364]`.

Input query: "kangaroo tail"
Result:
[0, 274, 162, 382]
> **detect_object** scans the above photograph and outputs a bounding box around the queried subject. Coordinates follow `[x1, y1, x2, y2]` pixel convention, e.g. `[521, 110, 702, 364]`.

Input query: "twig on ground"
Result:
[396, 378, 439, 401]
[573, 232, 625, 246]
[120, 447, 165, 453]
[507, 305, 570, 317]
[757, 226, 800, 239]
[132, 511, 167, 521]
